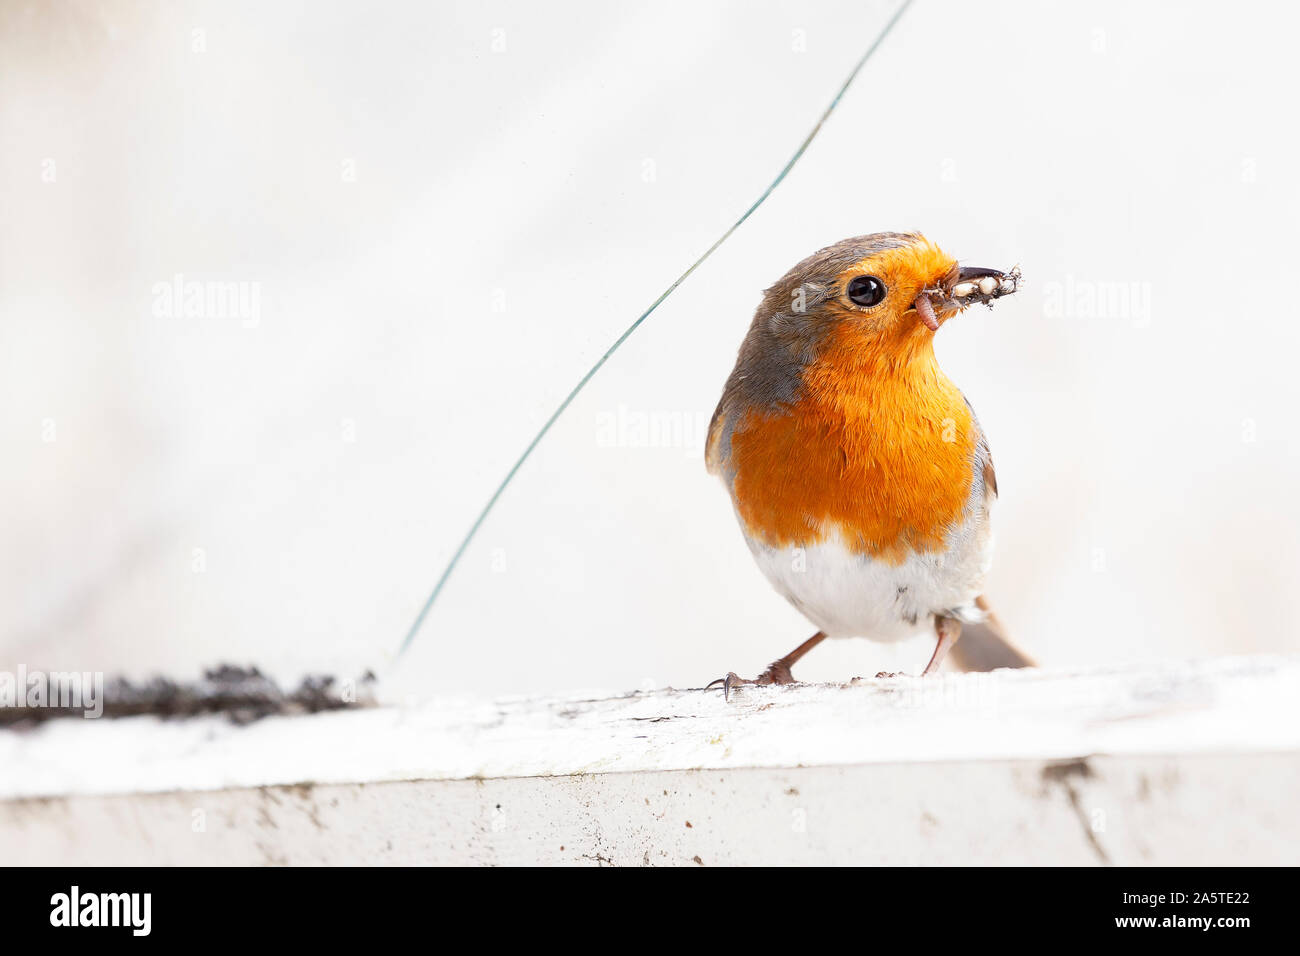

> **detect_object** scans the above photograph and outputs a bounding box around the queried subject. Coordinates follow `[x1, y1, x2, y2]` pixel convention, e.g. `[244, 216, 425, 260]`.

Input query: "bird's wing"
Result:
[953, 397, 1035, 670]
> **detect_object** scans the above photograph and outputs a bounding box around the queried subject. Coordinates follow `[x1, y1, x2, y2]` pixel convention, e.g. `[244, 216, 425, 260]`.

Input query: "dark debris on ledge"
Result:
[0, 664, 377, 729]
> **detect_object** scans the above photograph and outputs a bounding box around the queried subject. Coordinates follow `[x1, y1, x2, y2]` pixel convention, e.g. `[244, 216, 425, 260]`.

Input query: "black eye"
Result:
[847, 275, 886, 308]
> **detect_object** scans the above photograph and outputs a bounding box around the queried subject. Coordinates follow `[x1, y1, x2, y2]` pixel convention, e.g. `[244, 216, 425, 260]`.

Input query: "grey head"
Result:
[704, 232, 920, 475]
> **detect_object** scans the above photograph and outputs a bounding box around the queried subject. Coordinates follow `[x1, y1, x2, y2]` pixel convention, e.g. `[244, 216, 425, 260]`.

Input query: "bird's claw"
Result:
[705, 661, 797, 702]
[705, 672, 752, 702]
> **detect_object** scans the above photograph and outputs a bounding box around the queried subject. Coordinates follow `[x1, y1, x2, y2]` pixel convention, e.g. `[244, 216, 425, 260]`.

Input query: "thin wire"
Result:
[396, 0, 914, 659]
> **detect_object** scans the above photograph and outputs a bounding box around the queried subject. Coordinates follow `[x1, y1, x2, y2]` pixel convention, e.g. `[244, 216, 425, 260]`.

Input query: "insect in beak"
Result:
[914, 265, 1022, 331]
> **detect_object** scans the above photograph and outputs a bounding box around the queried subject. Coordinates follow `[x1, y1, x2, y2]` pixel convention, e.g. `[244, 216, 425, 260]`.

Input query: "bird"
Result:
[705, 232, 1033, 696]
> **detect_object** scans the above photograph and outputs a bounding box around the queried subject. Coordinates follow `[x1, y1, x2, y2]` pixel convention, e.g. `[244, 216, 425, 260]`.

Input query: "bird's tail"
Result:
[950, 595, 1035, 671]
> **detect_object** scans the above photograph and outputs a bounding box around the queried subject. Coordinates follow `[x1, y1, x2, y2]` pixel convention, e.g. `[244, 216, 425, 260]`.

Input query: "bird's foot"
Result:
[705, 660, 797, 702]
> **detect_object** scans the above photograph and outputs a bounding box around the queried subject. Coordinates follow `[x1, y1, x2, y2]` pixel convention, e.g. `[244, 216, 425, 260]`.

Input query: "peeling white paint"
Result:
[3, 656, 1298, 864]
[2, 656, 1297, 800]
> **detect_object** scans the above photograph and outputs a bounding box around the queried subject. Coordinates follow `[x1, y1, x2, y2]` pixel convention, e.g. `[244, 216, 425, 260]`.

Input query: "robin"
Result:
[705, 232, 1033, 696]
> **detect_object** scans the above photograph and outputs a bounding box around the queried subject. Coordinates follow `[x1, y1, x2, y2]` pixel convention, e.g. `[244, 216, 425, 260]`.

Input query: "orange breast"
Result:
[728, 330, 977, 563]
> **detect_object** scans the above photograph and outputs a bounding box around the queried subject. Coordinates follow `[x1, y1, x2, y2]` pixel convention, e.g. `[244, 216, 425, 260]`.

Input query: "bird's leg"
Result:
[922, 615, 963, 675]
[706, 631, 827, 701]
[756, 631, 827, 683]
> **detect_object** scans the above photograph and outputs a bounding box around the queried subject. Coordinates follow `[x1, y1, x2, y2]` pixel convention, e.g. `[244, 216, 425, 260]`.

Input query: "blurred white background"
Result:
[3, 0, 1298, 700]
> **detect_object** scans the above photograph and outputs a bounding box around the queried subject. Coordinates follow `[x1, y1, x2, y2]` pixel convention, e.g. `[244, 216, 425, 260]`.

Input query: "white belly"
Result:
[743, 523, 994, 641]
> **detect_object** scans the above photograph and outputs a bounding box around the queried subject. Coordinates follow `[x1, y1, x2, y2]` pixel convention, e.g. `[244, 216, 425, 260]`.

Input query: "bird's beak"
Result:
[914, 265, 1022, 332]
